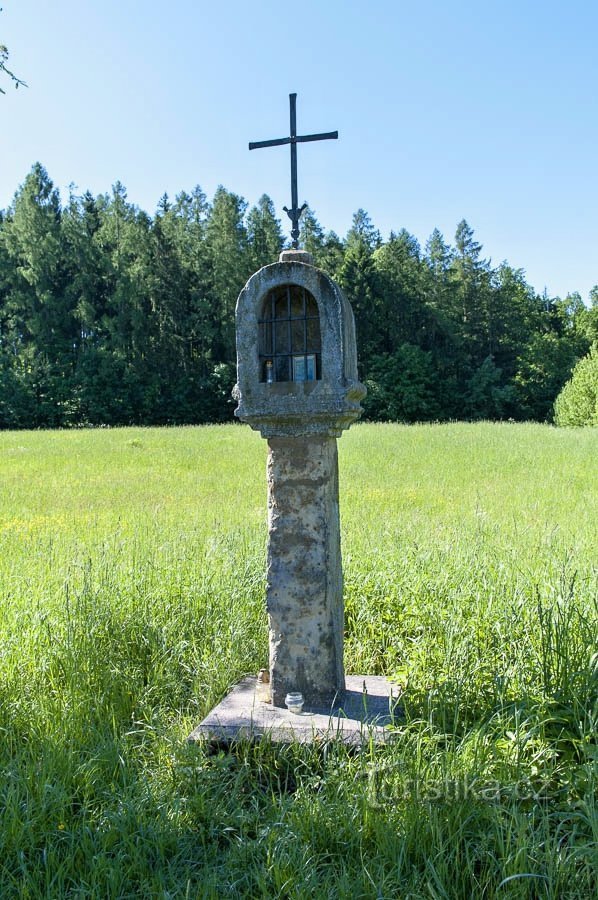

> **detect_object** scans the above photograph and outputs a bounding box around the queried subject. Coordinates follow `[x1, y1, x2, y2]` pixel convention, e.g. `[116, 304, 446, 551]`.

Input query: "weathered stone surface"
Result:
[279, 249, 313, 265]
[233, 258, 365, 438]
[188, 675, 402, 745]
[266, 434, 343, 706]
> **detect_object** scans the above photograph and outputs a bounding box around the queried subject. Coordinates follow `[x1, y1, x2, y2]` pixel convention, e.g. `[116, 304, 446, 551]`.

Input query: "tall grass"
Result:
[0, 422, 596, 897]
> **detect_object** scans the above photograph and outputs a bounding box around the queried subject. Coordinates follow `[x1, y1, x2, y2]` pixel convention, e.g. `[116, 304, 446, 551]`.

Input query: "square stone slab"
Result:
[188, 675, 402, 746]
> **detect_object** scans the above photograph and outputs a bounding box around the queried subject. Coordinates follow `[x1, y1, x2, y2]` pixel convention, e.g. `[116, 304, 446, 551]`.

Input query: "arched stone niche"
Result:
[258, 284, 322, 385]
[234, 255, 365, 438]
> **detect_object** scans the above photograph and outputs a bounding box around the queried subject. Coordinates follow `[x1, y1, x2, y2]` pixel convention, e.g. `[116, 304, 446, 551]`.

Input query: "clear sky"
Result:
[1, 0, 597, 301]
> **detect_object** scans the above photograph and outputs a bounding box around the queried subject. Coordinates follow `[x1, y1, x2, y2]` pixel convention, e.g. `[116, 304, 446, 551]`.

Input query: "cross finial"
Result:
[249, 93, 338, 250]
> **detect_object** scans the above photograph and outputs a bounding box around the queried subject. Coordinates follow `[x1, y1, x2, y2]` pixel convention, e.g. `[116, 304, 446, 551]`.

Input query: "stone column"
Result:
[266, 435, 344, 707]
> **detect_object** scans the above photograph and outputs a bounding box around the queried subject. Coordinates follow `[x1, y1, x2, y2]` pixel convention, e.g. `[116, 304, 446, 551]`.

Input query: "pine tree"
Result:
[338, 239, 379, 373]
[297, 206, 345, 276]
[450, 220, 495, 369]
[246, 194, 283, 270]
[170, 186, 215, 382]
[422, 228, 461, 373]
[345, 209, 381, 253]
[298, 206, 325, 259]
[424, 228, 455, 329]
[1, 164, 76, 425]
[373, 229, 426, 352]
[204, 187, 251, 364]
[489, 263, 545, 378]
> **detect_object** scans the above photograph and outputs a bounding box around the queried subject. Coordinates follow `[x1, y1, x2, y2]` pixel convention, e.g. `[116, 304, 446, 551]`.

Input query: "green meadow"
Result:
[0, 422, 596, 898]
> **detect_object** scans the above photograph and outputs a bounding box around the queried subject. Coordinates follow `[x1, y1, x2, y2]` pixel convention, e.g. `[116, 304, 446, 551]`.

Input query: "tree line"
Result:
[0, 163, 596, 429]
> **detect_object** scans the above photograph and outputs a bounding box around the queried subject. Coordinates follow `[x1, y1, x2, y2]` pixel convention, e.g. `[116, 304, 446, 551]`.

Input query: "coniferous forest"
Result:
[1, 163, 596, 429]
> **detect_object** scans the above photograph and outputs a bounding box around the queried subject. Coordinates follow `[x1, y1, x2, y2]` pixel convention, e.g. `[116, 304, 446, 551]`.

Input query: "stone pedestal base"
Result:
[188, 675, 402, 746]
[266, 435, 344, 707]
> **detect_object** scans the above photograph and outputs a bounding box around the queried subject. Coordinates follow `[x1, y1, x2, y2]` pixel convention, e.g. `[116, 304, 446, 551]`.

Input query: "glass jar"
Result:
[284, 692, 304, 714]
[256, 668, 271, 703]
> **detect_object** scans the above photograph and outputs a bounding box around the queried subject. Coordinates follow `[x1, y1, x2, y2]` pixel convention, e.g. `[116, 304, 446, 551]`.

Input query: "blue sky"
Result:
[2, 0, 597, 301]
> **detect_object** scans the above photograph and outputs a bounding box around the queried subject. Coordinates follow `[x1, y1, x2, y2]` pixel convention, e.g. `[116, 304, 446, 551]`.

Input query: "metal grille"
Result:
[258, 285, 321, 383]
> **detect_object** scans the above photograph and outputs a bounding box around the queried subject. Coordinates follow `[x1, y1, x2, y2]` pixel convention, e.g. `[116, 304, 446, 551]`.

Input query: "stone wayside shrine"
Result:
[189, 95, 399, 744]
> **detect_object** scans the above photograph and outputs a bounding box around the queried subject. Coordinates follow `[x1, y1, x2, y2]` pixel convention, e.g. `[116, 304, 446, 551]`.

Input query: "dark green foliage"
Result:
[363, 346, 441, 422]
[463, 356, 516, 419]
[0, 163, 593, 427]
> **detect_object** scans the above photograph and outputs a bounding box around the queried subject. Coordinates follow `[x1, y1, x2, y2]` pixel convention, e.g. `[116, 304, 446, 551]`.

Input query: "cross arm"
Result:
[249, 137, 291, 150]
[295, 131, 339, 144]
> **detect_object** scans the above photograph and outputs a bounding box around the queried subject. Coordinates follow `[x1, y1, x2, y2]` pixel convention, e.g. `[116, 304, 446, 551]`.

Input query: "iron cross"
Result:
[249, 93, 338, 250]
